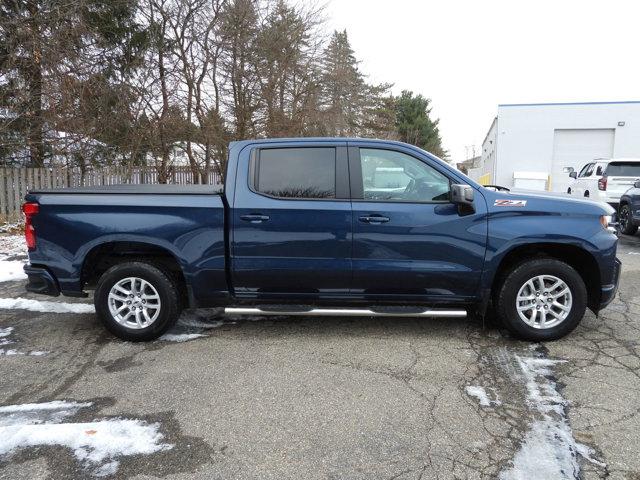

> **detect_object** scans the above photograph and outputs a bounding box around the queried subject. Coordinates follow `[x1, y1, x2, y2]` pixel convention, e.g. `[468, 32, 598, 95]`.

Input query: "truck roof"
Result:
[229, 137, 434, 152]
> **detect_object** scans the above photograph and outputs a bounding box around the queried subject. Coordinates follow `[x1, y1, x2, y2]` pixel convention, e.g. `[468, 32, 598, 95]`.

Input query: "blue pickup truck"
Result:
[22, 138, 620, 342]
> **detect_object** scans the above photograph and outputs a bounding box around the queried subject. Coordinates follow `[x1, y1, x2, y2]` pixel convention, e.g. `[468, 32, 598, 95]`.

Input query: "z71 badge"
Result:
[494, 199, 527, 207]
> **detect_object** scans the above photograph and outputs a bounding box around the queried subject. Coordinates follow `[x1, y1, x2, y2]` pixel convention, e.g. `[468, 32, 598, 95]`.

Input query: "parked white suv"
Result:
[567, 158, 640, 206]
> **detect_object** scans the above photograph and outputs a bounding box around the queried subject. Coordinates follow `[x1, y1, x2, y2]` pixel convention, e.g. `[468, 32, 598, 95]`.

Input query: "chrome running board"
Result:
[224, 307, 467, 318]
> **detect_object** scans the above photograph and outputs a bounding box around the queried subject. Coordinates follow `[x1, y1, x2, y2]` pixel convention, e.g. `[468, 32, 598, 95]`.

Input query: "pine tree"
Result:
[0, 0, 145, 166]
[395, 90, 447, 158]
[320, 30, 367, 136]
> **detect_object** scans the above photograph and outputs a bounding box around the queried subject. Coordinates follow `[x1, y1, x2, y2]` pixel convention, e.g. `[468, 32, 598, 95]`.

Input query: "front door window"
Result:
[359, 149, 450, 202]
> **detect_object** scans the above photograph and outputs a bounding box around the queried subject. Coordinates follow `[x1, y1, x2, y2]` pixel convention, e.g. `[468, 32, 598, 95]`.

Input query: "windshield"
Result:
[606, 162, 640, 177]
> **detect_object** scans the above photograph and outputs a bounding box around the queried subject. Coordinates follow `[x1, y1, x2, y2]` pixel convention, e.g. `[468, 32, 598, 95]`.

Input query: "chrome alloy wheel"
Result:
[108, 277, 161, 329]
[516, 275, 572, 329]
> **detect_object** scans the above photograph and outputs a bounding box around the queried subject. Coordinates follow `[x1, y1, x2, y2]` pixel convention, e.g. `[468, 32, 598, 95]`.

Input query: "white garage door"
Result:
[552, 129, 614, 193]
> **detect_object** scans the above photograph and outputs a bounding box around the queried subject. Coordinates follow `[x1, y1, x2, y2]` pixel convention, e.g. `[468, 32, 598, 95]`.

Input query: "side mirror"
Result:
[635, 179, 640, 189]
[450, 184, 474, 206]
[569, 171, 577, 179]
[562, 167, 575, 174]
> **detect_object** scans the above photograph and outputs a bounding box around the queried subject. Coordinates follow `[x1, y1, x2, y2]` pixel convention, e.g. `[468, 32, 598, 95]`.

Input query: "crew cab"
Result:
[567, 158, 640, 206]
[22, 138, 620, 342]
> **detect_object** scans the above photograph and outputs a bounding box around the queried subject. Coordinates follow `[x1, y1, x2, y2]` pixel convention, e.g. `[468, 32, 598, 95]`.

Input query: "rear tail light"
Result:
[598, 176, 607, 191]
[22, 202, 39, 250]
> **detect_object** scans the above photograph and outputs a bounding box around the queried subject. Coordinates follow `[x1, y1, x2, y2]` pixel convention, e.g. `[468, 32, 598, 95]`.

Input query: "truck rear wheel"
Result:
[94, 261, 180, 341]
[495, 258, 587, 341]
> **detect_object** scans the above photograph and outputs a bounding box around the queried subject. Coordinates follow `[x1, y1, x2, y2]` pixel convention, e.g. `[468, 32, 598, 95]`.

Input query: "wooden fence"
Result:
[0, 166, 222, 223]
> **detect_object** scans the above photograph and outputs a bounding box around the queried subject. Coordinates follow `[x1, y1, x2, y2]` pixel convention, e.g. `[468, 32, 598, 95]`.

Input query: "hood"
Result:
[482, 188, 615, 216]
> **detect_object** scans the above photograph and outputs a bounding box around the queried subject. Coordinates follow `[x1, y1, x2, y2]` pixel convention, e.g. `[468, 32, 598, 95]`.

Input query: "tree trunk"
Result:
[26, 0, 44, 167]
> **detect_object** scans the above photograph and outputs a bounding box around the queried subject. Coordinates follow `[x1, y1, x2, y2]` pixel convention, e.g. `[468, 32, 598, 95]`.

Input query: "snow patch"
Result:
[0, 297, 94, 314]
[177, 313, 226, 330]
[0, 348, 50, 357]
[0, 234, 26, 257]
[499, 355, 606, 480]
[159, 333, 206, 343]
[465, 385, 500, 407]
[0, 260, 27, 283]
[0, 400, 172, 476]
[0, 326, 49, 357]
[0, 401, 91, 427]
[0, 235, 27, 282]
[157, 310, 231, 342]
[0, 224, 22, 235]
[0, 327, 13, 338]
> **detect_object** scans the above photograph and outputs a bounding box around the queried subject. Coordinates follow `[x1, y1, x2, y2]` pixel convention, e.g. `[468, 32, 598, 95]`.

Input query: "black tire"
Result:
[495, 258, 587, 341]
[567, 188, 572, 194]
[94, 261, 180, 341]
[619, 203, 639, 235]
[584, 191, 589, 197]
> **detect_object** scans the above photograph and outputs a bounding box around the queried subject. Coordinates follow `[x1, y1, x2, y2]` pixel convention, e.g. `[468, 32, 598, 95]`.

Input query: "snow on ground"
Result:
[159, 333, 206, 342]
[0, 234, 27, 283]
[0, 400, 172, 477]
[0, 326, 12, 339]
[499, 355, 605, 480]
[0, 234, 26, 257]
[0, 401, 92, 426]
[157, 310, 229, 342]
[465, 385, 501, 407]
[0, 260, 27, 283]
[0, 297, 95, 314]
[0, 325, 48, 357]
[0, 223, 22, 234]
[0, 298, 222, 343]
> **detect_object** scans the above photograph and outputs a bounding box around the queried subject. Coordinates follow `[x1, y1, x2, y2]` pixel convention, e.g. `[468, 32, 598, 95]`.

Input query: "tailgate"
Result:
[605, 161, 640, 196]
[607, 176, 639, 196]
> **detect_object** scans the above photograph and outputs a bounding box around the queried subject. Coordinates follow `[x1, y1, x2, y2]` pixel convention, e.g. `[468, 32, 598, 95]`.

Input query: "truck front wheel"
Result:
[94, 261, 180, 341]
[495, 258, 587, 341]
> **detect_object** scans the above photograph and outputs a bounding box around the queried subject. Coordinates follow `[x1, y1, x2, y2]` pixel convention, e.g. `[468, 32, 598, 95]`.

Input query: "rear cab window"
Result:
[605, 162, 640, 177]
[252, 147, 336, 199]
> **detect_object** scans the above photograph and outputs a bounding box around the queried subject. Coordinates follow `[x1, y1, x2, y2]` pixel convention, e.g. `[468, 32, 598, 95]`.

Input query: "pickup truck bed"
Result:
[28, 184, 223, 195]
[25, 184, 228, 308]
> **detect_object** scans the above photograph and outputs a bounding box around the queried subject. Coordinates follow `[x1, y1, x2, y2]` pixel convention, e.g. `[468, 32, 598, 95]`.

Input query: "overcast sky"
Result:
[323, 0, 640, 161]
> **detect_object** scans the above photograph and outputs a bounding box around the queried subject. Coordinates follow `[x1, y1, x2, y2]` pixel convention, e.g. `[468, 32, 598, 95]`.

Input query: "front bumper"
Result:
[24, 264, 60, 297]
[599, 257, 621, 309]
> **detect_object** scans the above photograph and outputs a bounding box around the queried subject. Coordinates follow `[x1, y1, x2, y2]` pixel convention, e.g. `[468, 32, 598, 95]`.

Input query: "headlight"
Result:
[600, 215, 616, 232]
[600, 215, 611, 229]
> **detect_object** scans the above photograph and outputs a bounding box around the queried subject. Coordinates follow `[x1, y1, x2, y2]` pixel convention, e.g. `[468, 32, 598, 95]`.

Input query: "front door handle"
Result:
[240, 214, 270, 223]
[359, 215, 390, 224]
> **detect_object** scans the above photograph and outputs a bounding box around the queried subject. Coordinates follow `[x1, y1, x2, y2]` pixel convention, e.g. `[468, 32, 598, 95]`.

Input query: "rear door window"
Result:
[605, 162, 640, 177]
[254, 148, 336, 199]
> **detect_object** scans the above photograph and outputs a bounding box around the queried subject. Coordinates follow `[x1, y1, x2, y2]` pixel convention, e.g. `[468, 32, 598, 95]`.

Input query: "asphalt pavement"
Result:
[1, 234, 639, 479]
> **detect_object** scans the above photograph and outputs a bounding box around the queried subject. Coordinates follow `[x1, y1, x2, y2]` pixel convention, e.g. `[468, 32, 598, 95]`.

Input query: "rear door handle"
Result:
[359, 215, 390, 224]
[240, 214, 270, 223]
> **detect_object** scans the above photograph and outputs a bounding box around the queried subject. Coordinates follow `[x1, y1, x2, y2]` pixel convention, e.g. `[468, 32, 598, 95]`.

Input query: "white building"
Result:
[476, 101, 640, 192]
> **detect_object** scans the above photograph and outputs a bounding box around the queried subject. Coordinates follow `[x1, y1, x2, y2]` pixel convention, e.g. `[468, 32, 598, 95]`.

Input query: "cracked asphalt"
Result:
[1, 234, 639, 479]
